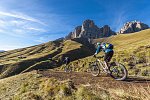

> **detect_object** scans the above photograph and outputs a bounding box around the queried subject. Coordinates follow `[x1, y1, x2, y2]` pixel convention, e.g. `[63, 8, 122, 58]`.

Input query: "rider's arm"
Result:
[95, 45, 101, 55]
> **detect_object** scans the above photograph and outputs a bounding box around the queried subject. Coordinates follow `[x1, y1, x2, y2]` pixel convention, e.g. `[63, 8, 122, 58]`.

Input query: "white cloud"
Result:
[10, 20, 26, 26]
[0, 11, 46, 25]
[0, 10, 72, 50]
[26, 27, 46, 32]
[110, 10, 128, 32]
[0, 11, 47, 37]
[0, 20, 5, 24]
[35, 37, 46, 43]
[0, 29, 5, 33]
[0, 1, 73, 50]
[0, 10, 73, 36]
[13, 29, 25, 35]
[0, 19, 7, 28]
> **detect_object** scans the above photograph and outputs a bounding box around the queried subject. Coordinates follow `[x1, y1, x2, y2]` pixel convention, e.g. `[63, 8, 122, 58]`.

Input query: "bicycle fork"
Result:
[99, 60, 110, 73]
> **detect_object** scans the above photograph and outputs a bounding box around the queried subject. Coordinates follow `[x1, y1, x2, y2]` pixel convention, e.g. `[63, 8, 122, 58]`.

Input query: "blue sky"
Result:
[0, 0, 150, 50]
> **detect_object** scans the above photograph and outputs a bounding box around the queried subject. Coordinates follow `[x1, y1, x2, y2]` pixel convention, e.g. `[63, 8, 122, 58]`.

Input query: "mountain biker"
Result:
[63, 57, 71, 72]
[63, 57, 70, 65]
[94, 42, 114, 71]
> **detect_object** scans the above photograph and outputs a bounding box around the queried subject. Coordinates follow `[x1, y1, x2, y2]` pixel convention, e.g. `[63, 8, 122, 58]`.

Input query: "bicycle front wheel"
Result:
[109, 62, 128, 81]
[89, 62, 100, 76]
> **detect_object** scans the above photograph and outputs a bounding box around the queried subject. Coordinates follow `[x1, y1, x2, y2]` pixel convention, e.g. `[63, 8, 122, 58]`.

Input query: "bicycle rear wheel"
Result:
[89, 62, 100, 76]
[109, 62, 128, 81]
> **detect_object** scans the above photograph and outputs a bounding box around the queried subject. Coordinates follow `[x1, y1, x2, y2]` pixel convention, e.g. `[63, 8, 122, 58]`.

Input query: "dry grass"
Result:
[94, 29, 150, 51]
[0, 70, 150, 100]
[108, 84, 150, 100]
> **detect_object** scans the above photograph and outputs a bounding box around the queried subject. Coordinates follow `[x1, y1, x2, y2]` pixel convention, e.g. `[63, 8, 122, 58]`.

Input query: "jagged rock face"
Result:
[79, 20, 100, 39]
[100, 25, 116, 37]
[119, 21, 149, 34]
[66, 19, 115, 39]
[65, 26, 82, 39]
[74, 26, 82, 38]
[65, 32, 73, 39]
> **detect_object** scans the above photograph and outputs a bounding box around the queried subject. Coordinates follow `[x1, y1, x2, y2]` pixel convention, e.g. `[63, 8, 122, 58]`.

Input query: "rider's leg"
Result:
[104, 51, 114, 72]
[104, 53, 110, 69]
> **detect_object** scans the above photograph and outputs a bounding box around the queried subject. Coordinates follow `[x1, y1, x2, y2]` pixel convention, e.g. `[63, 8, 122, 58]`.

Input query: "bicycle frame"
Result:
[96, 58, 109, 73]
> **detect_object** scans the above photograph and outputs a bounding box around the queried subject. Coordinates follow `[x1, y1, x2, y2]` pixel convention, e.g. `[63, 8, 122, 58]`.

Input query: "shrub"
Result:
[60, 85, 72, 96]
[141, 69, 149, 76]
[134, 69, 141, 75]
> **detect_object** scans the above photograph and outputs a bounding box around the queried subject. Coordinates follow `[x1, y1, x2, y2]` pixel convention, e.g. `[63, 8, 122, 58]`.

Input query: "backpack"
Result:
[105, 43, 114, 49]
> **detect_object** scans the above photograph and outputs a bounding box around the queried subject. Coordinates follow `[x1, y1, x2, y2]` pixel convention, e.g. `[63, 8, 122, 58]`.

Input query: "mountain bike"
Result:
[89, 56, 128, 81]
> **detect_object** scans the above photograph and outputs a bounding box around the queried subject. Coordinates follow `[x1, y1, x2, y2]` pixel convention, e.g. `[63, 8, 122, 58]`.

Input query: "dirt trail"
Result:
[38, 70, 150, 89]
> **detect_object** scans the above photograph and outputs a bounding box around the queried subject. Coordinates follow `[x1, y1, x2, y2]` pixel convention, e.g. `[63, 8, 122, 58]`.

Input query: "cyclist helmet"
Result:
[96, 42, 101, 45]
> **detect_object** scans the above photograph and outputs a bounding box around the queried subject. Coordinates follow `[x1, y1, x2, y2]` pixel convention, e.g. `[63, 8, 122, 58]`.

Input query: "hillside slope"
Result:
[0, 29, 150, 79]
[0, 39, 94, 79]
[94, 29, 150, 51]
[58, 29, 150, 76]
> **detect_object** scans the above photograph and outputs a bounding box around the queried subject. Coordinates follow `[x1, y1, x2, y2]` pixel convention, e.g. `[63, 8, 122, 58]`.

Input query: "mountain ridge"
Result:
[66, 19, 116, 39]
[66, 19, 149, 39]
[119, 20, 149, 34]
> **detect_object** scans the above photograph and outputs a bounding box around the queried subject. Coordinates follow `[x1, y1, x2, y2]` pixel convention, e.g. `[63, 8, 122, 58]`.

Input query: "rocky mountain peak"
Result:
[100, 25, 115, 37]
[65, 19, 115, 39]
[82, 19, 95, 28]
[119, 20, 149, 34]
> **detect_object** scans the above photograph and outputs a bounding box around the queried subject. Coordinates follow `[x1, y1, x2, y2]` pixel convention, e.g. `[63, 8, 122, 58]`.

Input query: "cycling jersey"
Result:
[95, 43, 113, 54]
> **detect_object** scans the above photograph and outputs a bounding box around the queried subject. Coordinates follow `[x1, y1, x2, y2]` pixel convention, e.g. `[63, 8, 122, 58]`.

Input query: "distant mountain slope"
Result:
[0, 39, 94, 79]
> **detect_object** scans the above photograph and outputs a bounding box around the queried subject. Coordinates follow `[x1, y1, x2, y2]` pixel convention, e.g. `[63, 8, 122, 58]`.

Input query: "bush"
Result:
[134, 69, 141, 75]
[141, 69, 149, 76]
